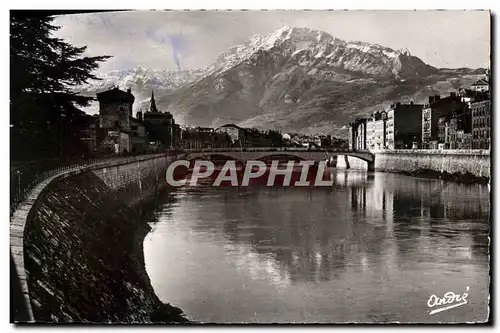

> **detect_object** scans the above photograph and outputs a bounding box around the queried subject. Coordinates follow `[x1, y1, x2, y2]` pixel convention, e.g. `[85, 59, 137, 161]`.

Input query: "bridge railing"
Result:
[10, 153, 171, 216]
[180, 147, 366, 153]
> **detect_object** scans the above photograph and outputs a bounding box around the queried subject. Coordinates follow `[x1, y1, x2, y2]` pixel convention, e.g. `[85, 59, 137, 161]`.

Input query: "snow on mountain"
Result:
[202, 26, 433, 79]
[77, 26, 484, 135]
[76, 66, 205, 96]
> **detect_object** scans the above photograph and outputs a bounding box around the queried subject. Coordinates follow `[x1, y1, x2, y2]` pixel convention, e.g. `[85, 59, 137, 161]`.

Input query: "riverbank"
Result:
[132, 189, 191, 324]
[12, 155, 192, 323]
[130, 189, 190, 324]
[338, 150, 490, 185]
[395, 168, 490, 185]
[22, 171, 189, 323]
[373, 150, 490, 182]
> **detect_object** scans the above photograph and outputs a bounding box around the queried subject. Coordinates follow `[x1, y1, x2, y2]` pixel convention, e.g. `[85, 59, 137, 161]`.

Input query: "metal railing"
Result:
[10, 153, 170, 216]
[180, 147, 360, 153]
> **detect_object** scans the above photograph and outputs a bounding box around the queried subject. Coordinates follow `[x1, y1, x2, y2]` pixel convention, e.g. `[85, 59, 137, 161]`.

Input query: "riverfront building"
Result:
[96, 87, 135, 154]
[470, 78, 490, 93]
[349, 118, 367, 151]
[471, 98, 491, 149]
[130, 115, 147, 153]
[215, 124, 245, 143]
[181, 127, 216, 149]
[421, 93, 467, 149]
[348, 74, 490, 151]
[350, 102, 423, 151]
[385, 102, 423, 149]
[366, 111, 387, 150]
[143, 91, 180, 149]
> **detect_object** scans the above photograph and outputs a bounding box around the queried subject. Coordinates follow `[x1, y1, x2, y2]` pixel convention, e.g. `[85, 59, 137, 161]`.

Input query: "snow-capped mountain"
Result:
[207, 26, 435, 79]
[74, 66, 206, 114]
[78, 66, 205, 94]
[78, 26, 486, 135]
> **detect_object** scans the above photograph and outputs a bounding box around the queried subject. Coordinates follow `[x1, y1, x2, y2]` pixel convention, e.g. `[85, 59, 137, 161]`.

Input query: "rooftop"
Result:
[471, 78, 489, 86]
[218, 123, 243, 130]
[96, 87, 135, 103]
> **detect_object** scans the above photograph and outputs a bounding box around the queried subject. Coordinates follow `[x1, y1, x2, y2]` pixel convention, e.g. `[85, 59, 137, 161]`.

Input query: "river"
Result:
[143, 170, 490, 323]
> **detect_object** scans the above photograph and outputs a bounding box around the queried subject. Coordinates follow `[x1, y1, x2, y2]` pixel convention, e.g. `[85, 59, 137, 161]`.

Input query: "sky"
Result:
[53, 10, 491, 74]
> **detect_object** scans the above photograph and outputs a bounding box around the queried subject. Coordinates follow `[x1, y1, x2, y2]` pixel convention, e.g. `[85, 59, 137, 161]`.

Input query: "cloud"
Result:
[52, 10, 490, 74]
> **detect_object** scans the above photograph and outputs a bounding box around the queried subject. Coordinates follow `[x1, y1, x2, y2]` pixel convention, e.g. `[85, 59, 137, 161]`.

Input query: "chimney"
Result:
[450, 91, 456, 98]
[429, 96, 435, 104]
[434, 94, 441, 101]
[137, 111, 143, 122]
[127, 88, 131, 94]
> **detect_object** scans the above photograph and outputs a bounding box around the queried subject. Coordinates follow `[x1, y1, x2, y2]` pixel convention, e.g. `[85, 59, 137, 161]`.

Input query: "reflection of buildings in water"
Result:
[365, 176, 394, 224]
[346, 176, 400, 272]
[348, 175, 394, 232]
[214, 188, 358, 284]
[349, 183, 366, 212]
[164, 177, 489, 290]
[441, 185, 490, 220]
[333, 170, 368, 187]
[345, 174, 486, 264]
[388, 178, 489, 221]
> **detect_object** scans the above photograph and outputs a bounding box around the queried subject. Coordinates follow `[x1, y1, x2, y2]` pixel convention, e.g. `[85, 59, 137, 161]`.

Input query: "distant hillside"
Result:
[77, 26, 487, 137]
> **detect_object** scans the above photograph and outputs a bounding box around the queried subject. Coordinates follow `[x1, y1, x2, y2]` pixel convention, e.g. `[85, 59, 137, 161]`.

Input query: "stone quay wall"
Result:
[335, 150, 490, 180]
[373, 150, 490, 179]
[11, 154, 188, 323]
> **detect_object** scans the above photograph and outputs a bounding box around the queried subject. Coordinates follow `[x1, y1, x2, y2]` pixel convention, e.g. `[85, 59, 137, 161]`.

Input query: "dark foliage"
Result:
[10, 15, 110, 160]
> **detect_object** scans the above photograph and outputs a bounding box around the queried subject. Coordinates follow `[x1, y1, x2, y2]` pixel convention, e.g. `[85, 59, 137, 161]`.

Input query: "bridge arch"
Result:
[178, 149, 375, 170]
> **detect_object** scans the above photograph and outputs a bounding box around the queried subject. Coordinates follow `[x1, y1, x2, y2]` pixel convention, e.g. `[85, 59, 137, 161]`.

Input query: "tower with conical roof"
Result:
[150, 90, 159, 113]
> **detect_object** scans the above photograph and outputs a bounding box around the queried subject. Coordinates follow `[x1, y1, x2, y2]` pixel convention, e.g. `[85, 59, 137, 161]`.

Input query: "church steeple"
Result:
[150, 90, 158, 113]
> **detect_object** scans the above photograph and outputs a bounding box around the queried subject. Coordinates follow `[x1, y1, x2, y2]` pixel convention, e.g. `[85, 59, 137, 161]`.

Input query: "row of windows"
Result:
[472, 105, 490, 117]
[473, 118, 490, 127]
[472, 129, 490, 139]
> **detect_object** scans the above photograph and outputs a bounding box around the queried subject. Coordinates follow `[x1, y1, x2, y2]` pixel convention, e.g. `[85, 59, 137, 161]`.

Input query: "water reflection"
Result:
[144, 171, 490, 323]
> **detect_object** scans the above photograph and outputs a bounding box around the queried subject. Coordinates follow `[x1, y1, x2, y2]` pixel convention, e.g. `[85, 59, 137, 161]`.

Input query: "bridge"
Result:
[176, 147, 375, 170]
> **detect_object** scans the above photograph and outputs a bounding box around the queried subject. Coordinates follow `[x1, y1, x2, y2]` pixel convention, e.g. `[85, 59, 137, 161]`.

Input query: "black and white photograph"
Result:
[8, 7, 492, 325]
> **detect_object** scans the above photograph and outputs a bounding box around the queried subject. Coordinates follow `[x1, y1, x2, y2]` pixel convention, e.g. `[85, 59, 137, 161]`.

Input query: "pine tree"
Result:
[10, 14, 111, 160]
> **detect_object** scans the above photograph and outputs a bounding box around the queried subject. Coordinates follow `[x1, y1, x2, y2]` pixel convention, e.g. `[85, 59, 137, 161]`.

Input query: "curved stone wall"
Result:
[11, 155, 187, 323]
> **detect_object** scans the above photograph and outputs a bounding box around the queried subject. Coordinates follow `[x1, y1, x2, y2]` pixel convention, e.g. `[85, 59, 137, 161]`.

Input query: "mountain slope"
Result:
[78, 26, 486, 137]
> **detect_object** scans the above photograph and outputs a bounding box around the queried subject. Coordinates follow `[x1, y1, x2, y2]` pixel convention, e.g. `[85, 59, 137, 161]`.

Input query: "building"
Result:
[96, 87, 135, 154]
[173, 124, 181, 148]
[455, 130, 473, 150]
[462, 133, 473, 150]
[366, 111, 387, 150]
[79, 114, 99, 155]
[130, 113, 147, 153]
[319, 135, 332, 147]
[437, 116, 448, 148]
[385, 102, 423, 149]
[435, 107, 472, 150]
[421, 93, 467, 149]
[349, 118, 367, 151]
[471, 98, 491, 149]
[470, 78, 490, 93]
[79, 115, 99, 155]
[181, 127, 216, 149]
[143, 91, 180, 149]
[215, 124, 245, 143]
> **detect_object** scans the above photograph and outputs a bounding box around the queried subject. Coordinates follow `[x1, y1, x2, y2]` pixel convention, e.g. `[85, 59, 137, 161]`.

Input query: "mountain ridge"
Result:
[76, 26, 487, 137]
